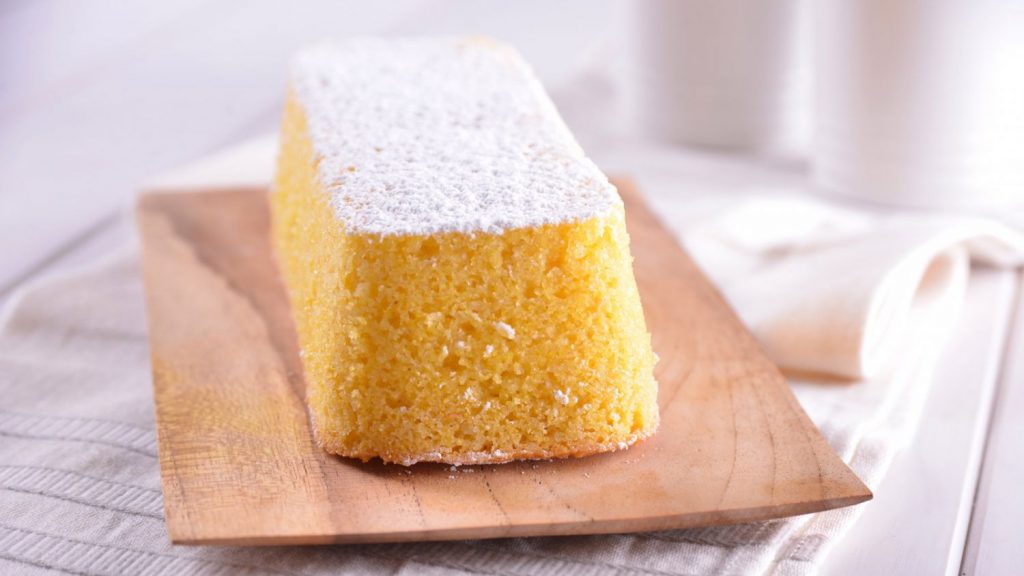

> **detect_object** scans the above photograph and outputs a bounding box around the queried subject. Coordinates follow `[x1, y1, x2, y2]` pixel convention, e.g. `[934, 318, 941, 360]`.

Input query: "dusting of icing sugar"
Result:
[554, 389, 570, 406]
[290, 37, 620, 236]
[494, 321, 516, 339]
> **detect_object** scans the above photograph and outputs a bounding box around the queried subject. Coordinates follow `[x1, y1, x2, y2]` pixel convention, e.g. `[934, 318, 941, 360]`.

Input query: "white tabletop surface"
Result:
[2, 1, 1021, 574]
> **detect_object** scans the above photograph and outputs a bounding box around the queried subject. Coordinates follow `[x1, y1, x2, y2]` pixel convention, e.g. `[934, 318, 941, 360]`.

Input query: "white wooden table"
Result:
[2, 1, 1020, 574]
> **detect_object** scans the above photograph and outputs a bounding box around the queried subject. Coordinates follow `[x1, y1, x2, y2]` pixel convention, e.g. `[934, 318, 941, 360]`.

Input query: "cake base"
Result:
[321, 433, 651, 467]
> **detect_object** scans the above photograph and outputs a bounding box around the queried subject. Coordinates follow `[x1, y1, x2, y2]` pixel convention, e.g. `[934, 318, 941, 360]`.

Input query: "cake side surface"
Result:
[290, 36, 620, 237]
[272, 37, 659, 465]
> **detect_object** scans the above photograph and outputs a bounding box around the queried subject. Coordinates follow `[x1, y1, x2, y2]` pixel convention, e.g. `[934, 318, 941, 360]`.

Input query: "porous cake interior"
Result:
[273, 95, 658, 464]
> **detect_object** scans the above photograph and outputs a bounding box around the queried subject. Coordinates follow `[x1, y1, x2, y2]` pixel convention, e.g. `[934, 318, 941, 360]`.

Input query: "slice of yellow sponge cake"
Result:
[271, 37, 658, 465]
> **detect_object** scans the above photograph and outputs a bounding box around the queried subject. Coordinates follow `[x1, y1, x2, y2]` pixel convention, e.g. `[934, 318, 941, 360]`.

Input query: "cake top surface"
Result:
[289, 36, 620, 236]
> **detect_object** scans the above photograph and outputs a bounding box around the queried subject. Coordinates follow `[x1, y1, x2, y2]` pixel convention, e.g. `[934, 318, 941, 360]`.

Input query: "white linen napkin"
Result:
[684, 195, 1024, 379]
[2, 136, 1022, 576]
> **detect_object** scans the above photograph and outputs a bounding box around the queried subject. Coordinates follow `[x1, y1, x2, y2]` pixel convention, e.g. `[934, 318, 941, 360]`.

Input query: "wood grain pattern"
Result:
[137, 179, 871, 546]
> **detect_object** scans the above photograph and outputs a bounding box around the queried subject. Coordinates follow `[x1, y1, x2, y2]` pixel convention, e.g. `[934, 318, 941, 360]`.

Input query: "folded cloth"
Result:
[1, 137, 1021, 576]
[684, 196, 1024, 379]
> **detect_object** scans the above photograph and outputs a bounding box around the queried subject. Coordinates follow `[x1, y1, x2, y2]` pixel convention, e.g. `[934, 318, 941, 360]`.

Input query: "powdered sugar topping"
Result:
[554, 389, 571, 406]
[493, 321, 516, 339]
[290, 37, 620, 236]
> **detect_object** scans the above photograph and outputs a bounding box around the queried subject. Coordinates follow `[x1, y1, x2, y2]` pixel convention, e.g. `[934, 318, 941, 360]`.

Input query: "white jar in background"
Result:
[814, 0, 1024, 210]
[624, 0, 809, 154]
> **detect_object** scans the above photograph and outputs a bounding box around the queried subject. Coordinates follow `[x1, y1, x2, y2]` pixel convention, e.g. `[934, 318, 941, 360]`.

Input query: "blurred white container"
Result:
[814, 0, 1024, 210]
[625, 0, 809, 153]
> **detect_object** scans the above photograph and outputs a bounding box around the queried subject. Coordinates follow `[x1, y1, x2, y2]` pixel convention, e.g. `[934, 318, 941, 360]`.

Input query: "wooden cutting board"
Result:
[137, 179, 870, 546]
